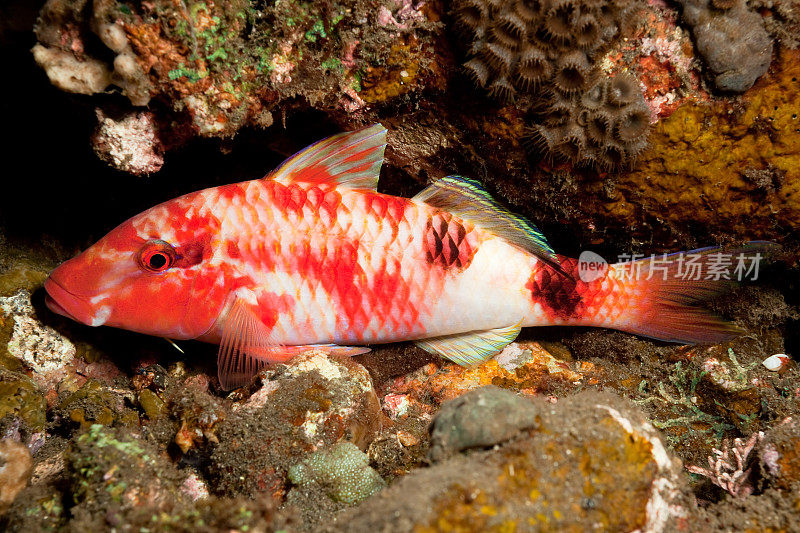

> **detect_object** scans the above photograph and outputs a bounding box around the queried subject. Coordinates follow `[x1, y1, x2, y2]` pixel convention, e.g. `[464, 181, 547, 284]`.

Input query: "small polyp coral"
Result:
[453, 0, 640, 102]
[527, 73, 651, 168]
[288, 441, 385, 504]
[453, 0, 650, 169]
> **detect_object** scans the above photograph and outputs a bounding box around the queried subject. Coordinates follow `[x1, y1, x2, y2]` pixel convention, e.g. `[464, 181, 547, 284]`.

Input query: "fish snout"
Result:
[44, 276, 103, 326]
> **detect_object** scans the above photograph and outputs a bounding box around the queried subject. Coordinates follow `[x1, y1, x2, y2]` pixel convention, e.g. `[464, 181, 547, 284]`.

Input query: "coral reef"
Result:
[598, 48, 800, 242]
[679, 0, 773, 92]
[0, 290, 74, 384]
[528, 72, 652, 168]
[329, 390, 690, 532]
[751, 0, 800, 49]
[208, 351, 382, 499]
[452, 0, 639, 101]
[5, 0, 800, 528]
[452, 0, 651, 168]
[288, 441, 385, 504]
[92, 110, 164, 175]
[32, 0, 442, 170]
[67, 424, 189, 523]
[33, 0, 151, 104]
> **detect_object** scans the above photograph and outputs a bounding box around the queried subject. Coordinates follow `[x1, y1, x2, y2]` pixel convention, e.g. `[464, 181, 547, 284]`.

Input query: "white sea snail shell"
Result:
[762, 353, 791, 371]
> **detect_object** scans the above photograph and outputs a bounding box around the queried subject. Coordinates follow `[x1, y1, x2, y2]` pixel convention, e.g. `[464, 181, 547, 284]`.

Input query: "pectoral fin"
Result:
[414, 322, 522, 367]
[217, 299, 371, 390]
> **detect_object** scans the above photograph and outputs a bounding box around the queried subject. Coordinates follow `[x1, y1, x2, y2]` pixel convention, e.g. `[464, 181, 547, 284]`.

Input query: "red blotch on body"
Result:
[256, 292, 294, 330]
[225, 241, 241, 259]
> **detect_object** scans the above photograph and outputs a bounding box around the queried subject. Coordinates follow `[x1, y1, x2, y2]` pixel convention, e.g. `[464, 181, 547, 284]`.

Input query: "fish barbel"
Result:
[45, 125, 765, 389]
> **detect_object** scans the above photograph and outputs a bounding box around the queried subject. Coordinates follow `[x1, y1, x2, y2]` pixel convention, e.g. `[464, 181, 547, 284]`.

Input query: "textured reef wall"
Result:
[1, 0, 800, 531]
[24, 0, 800, 251]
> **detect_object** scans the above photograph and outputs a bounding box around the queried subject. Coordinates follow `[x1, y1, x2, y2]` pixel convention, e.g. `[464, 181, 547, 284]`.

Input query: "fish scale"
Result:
[44, 124, 768, 390]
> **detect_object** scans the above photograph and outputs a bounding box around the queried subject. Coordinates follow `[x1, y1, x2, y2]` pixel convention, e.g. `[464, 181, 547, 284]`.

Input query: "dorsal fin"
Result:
[413, 175, 560, 268]
[268, 124, 387, 190]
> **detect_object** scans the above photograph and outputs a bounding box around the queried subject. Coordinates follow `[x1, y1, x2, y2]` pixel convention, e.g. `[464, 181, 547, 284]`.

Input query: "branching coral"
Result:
[686, 431, 763, 497]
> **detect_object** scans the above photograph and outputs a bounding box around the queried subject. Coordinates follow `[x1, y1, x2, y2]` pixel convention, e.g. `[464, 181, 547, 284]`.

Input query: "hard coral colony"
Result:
[453, 0, 652, 168]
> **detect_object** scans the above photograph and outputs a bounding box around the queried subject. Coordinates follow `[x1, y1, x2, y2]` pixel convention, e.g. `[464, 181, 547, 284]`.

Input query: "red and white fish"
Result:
[45, 125, 765, 389]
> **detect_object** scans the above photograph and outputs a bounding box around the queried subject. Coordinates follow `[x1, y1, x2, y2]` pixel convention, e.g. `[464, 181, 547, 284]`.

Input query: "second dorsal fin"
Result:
[268, 124, 387, 190]
[413, 175, 559, 268]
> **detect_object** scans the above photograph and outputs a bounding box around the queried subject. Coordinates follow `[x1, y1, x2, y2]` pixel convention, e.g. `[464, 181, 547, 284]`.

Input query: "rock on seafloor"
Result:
[427, 385, 540, 462]
[208, 350, 383, 499]
[326, 390, 691, 532]
[0, 439, 33, 515]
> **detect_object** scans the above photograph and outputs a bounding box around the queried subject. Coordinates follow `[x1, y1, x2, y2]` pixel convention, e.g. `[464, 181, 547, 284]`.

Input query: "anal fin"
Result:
[217, 298, 371, 390]
[414, 322, 522, 367]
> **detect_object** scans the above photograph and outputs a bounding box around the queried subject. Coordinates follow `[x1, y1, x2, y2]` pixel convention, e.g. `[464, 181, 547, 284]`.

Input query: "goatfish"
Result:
[45, 124, 765, 390]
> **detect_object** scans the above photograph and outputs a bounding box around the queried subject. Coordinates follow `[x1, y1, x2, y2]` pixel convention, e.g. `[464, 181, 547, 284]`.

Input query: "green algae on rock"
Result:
[55, 378, 140, 431]
[0, 374, 46, 435]
[67, 424, 189, 523]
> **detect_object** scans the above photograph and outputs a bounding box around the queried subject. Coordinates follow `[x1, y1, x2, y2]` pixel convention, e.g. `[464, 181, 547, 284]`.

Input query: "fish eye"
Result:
[138, 240, 176, 273]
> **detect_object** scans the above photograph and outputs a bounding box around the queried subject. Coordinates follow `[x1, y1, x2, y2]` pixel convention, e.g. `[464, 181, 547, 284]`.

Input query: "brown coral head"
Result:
[480, 41, 515, 74]
[623, 137, 649, 161]
[490, 12, 528, 49]
[464, 58, 491, 87]
[615, 104, 650, 143]
[515, 46, 552, 88]
[606, 73, 640, 107]
[455, 0, 490, 32]
[545, 99, 573, 126]
[553, 50, 591, 93]
[580, 81, 606, 109]
[524, 124, 559, 153]
[554, 124, 586, 160]
[599, 142, 625, 169]
[586, 110, 613, 143]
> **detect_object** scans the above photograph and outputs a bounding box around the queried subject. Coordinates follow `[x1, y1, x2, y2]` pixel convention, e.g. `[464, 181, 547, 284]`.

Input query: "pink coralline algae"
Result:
[92, 110, 164, 176]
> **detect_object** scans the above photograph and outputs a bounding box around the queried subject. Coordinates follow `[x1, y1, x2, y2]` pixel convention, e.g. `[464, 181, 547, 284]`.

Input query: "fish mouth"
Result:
[44, 276, 97, 326]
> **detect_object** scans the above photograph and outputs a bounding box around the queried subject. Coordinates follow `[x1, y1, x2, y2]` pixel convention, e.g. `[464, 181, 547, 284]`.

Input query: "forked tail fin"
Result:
[609, 242, 777, 344]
